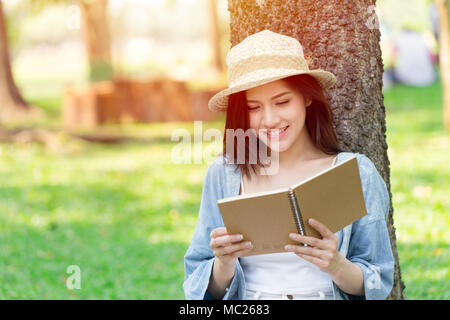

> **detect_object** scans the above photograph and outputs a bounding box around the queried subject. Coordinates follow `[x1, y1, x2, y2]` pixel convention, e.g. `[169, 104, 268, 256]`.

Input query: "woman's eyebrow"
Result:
[247, 91, 291, 103]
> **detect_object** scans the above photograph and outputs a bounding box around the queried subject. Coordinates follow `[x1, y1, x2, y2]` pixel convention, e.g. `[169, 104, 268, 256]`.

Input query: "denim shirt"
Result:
[183, 152, 395, 300]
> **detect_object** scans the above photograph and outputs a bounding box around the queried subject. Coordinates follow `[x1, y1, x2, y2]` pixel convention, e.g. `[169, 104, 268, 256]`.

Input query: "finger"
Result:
[230, 246, 254, 258]
[210, 227, 228, 239]
[307, 218, 335, 239]
[215, 241, 252, 257]
[289, 233, 327, 249]
[210, 234, 244, 249]
[285, 244, 331, 261]
[295, 253, 328, 270]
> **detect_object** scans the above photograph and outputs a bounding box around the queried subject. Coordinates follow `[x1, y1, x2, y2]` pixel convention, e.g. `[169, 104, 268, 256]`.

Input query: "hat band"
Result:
[227, 54, 309, 86]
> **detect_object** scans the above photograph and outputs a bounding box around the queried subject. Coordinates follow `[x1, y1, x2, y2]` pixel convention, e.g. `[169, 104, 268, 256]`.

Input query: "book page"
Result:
[217, 185, 289, 204]
[218, 189, 299, 256]
[293, 156, 367, 238]
[290, 155, 356, 190]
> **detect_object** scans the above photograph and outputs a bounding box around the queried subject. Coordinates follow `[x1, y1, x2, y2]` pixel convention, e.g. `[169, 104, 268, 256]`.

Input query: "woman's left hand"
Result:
[285, 218, 344, 278]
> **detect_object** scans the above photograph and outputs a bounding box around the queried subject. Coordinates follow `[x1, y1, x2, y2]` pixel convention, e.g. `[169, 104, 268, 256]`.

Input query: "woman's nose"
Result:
[261, 106, 280, 128]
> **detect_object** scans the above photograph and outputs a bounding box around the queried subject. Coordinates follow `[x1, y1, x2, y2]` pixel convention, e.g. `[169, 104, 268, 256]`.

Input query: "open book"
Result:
[217, 155, 367, 256]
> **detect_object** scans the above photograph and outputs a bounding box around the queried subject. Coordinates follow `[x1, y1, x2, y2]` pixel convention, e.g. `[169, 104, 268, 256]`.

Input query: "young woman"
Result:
[183, 30, 394, 300]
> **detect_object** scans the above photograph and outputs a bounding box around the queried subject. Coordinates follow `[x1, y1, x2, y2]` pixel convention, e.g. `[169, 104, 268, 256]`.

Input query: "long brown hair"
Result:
[223, 74, 342, 179]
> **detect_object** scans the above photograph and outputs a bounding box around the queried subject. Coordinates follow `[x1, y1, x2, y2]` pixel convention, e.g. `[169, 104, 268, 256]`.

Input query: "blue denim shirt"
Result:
[183, 152, 395, 300]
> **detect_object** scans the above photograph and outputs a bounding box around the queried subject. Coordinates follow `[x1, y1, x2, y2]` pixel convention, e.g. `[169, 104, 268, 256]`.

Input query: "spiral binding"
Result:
[288, 188, 308, 247]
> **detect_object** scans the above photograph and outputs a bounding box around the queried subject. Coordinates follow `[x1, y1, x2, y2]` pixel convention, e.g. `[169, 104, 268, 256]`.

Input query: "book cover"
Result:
[217, 155, 367, 256]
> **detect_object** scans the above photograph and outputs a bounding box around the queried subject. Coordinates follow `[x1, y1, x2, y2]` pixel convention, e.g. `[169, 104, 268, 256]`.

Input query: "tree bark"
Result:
[228, 0, 405, 299]
[207, 0, 224, 72]
[435, 0, 450, 130]
[78, 0, 113, 82]
[0, 1, 35, 122]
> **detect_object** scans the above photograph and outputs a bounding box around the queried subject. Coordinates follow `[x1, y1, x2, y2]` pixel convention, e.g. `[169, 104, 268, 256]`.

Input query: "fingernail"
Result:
[237, 235, 244, 241]
[289, 233, 296, 239]
[246, 242, 252, 248]
[285, 245, 293, 250]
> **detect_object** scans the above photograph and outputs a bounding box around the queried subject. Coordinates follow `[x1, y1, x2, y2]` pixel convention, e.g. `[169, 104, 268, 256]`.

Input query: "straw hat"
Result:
[208, 29, 337, 112]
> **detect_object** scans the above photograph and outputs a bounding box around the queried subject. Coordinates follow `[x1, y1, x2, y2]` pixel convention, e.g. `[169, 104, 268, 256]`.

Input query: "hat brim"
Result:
[208, 68, 336, 112]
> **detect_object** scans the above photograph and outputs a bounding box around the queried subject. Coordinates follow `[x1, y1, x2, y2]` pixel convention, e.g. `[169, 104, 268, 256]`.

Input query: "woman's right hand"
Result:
[209, 227, 253, 267]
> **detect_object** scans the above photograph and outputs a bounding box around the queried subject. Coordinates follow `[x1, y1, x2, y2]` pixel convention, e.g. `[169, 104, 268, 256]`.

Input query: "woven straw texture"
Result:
[208, 30, 337, 112]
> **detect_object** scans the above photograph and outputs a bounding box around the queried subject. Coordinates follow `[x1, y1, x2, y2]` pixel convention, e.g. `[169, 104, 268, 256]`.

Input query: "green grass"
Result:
[0, 79, 448, 299]
[0, 140, 206, 299]
[384, 81, 450, 299]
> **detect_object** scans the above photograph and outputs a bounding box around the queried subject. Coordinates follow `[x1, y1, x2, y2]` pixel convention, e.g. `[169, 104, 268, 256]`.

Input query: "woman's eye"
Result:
[248, 101, 289, 110]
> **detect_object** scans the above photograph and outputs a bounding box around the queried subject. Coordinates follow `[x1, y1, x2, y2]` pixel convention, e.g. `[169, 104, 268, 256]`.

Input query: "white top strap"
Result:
[332, 154, 339, 166]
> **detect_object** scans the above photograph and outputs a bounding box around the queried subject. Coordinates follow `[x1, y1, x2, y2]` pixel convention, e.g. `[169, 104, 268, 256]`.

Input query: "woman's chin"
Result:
[258, 135, 291, 154]
[267, 141, 290, 154]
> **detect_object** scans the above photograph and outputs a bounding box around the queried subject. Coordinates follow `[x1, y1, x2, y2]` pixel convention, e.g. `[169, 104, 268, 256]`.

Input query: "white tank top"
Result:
[239, 155, 339, 300]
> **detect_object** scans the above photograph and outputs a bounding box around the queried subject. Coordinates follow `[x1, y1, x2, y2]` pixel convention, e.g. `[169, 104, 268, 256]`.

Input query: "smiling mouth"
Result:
[266, 125, 289, 138]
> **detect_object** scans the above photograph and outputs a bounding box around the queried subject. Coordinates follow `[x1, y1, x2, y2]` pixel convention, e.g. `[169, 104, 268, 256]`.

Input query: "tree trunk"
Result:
[0, 1, 35, 122]
[78, 0, 113, 82]
[436, 0, 450, 130]
[207, 0, 224, 72]
[228, 0, 405, 299]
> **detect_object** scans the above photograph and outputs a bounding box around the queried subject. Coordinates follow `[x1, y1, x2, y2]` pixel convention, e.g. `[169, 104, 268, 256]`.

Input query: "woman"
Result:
[183, 30, 394, 300]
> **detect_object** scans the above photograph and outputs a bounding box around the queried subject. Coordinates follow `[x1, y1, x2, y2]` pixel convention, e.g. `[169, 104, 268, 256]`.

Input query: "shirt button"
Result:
[286, 294, 293, 300]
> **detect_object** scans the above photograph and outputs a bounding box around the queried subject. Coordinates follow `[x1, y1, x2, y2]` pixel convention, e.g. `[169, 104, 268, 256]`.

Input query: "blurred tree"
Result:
[165, 0, 224, 73]
[22, 0, 113, 82]
[77, 0, 113, 82]
[435, 0, 450, 130]
[0, 1, 36, 122]
[207, 0, 224, 73]
[228, 0, 405, 299]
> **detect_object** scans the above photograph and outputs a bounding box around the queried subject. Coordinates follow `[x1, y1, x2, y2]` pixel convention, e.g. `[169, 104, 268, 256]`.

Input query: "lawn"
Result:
[0, 80, 448, 299]
[384, 81, 449, 299]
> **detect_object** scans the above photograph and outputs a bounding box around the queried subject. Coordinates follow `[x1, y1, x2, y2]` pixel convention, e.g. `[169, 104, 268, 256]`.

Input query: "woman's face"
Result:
[245, 79, 311, 153]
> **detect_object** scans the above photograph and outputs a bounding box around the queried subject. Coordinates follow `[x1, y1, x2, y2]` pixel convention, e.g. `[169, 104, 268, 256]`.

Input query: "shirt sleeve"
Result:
[344, 154, 395, 300]
[183, 160, 246, 300]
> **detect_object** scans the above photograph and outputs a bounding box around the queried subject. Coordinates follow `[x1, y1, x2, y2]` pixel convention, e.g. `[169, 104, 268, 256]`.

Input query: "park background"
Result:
[0, 0, 448, 299]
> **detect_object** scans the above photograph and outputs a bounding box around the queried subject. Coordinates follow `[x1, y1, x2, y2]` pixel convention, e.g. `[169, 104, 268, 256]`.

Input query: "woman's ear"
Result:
[305, 96, 313, 107]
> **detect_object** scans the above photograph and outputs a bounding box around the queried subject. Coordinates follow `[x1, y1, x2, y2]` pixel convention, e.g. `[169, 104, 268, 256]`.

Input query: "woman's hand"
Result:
[208, 227, 252, 299]
[284, 218, 344, 278]
[209, 227, 253, 267]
